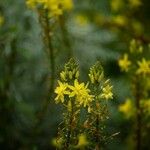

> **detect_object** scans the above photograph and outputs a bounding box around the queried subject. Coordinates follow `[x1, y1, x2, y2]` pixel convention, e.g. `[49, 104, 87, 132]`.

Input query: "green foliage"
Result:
[0, 0, 149, 149]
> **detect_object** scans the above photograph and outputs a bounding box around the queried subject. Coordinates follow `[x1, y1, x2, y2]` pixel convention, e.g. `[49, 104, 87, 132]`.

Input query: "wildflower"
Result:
[52, 137, 63, 149]
[110, 0, 124, 12]
[75, 15, 88, 26]
[54, 81, 69, 103]
[118, 53, 131, 72]
[43, 0, 63, 17]
[60, 58, 79, 81]
[76, 134, 88, 148]
[136, 58, 150, 76]
[112, 15, 127, 26]
[129, 39, 143, 53]
[26, 0, 73, 18]
[89, 61, 104, 84]
[119, 99, 134, 119]
[26, 0, 37, 9]
[100, 80, 113, 100]
[69, 80, 94, 107]
[61, 0, 73, 10]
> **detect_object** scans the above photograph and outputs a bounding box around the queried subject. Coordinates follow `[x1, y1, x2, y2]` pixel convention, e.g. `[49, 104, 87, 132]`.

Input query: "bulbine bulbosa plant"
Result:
[26, 0, 73, 99]
[118, 39, 150, 150]
[25, 0, 74, 124]
[54, 58, 113, 149]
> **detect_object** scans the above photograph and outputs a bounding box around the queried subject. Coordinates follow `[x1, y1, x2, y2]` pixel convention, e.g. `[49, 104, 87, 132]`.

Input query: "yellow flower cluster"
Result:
[89, 61, 104, 84]
[55, 80, 94, 108]
[112, 15, 127, 26]
[52, 137, 63, 149]
[129, 39, 143, 53]
[100, 79, 113, 100]
[119, 98, 134, 119]
[75, 15, 88, 26]
[26, 0, 73, 17]
[55, 59, 113, 113]
[55, 81, 69, 103]
[60, 58, 79, 81]
[136, 58, 150, 76]
[118, 53, 131, 72]
[76, 134, 89, 148]
[89, 61, 113, 100]
[69, 80, 94, 107]
[111, 0, 142, 12]
[118, 39, 150, 77]
[110, 0, 124, 12]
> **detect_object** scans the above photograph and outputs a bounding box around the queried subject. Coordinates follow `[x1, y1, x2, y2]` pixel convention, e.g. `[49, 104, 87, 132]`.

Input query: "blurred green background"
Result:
[0, 0, 149, 149]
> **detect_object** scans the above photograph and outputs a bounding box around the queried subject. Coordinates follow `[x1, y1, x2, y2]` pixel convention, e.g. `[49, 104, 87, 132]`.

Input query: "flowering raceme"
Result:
[119, 98, 134, 119]
[76, 134, 89, 148]
[26, 0, 73, 17]
[55, 81, 69, 103]
[136, 58, 150, 76]
[100, 80, 113, 100]
[69, 80, 94, 107]
[118, 53, 131, 72]
[55, 79, 94, 108]
[54, 59, 114, 149]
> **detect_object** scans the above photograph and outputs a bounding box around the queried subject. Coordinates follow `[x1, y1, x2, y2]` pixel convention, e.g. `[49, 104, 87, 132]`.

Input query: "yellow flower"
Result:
[100, 80, 113, 100]
[69, 80, 94, 107]
[110, 0, 124, 12]
[75, 15, 88, 26]
[76, 134, 88, 148]
[112, 15, 127, 26]
[118, 53, 131, 72]
[129, 39, 143, 53]
[26, 0, 37, 8]
[136, 58, 150, 76]
[119, 99, 133, 119]
[61, 0, 73, 10]
[26, 0, 73, 17]
[54, 81, 69, 103]
[52, 137, 63, 149]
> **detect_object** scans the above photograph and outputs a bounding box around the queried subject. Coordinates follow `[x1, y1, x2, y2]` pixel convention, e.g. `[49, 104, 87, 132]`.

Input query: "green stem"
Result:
[36, 10, 56, 121]
[59, 15, 73, 58]
[65, 100, 74, 150]
[133, 76, 142, 150]
[30, 10, 56, 145]
[95, 108, 100, 150]
[44, 12, 55, 101]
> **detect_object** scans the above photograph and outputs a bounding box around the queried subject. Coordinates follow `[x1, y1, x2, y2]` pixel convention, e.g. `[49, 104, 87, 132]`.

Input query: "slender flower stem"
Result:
[37, 10, 56, 118]
[96, 115, 100, 147]
[31, 10, 56, 142]
[44, 12, 55, 101]
[59, 15, 73, 58]
[95, 100, 101, 150]
[133, 76, 142, 150]
[65, 101, 73, 150]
